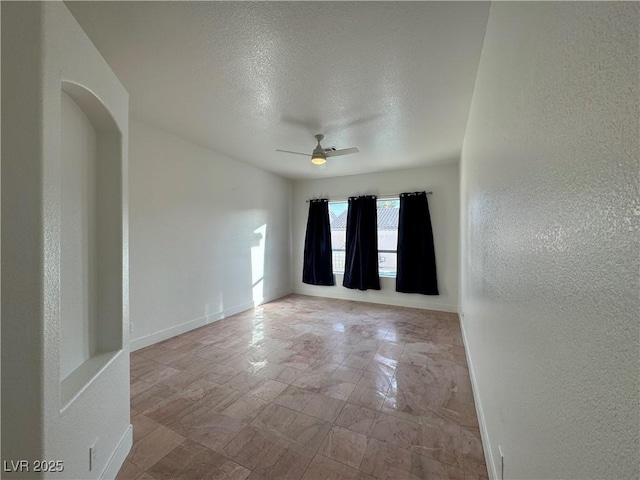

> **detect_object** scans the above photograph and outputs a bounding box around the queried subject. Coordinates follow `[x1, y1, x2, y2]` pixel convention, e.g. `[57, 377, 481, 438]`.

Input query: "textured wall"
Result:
[293, 164, 459, 312]
[129, 120, 292, 350]
[2, 2, 46, 468]
[460, 3, 639, 479]
[2, 3, 131, 478]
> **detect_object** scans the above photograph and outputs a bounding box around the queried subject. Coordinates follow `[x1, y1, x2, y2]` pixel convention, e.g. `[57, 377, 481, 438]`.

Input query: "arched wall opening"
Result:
[59, 81, 124, 407]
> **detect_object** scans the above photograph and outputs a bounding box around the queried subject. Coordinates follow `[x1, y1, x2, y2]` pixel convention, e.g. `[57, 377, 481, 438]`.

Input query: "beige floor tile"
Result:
[331, 365, 364, 384]
[131, 384, 176, 414]
[142, 348, 191, 367]
[138, 365, 181, 385]
[130, 357, 162, 378]
[461, 426, 488, 476]
[279, 411, 332, 451]
[249, 379, 289, 401]
[128, 425, 185, 471]
[205, 363, 244, 384]
[301, 454, 373, 480]
[186, 413, 246, 452]
[254, 364, 302, 384]
[357, 369, 394, 392]
[157, 370, 200, 391]
[115, 460, 145, 480]
[335, 403, 380, 436]
[317, 426, 368, 469]
[302, 394, 346, 423]
[167, 354, 218, 375]
[464, 472, 489, 480]
[359, 437, 413, 479]
[221, 426, 279, 470]
[341, 355, 371, 370]
[220, 393, 269, 423]
[130, 377, 154, 397]
[226, 371, 265, 393]
[274, 385, 316, 412]
[314, 378, 357, 401]
[143, 381, 235, 427]
[253, 439, 314, 480]
[147, 438, 250, 480]
[416, 421, 463, 468]
[409, 455, 465, 480]
[132, 414, 162, 443]
[370, 412, 422, 449]
[250, 403, 298, 437]
[135, 474, 158, 480]
[348, 384, 386, 411]
[292, 372, 329, 390]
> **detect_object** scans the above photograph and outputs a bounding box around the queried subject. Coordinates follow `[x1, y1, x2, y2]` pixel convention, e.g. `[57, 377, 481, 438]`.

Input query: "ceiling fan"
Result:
[276, 134, 359, 165]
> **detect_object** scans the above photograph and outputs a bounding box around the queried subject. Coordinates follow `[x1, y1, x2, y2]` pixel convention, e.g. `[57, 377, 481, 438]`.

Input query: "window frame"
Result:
[328, 197, 399, 278]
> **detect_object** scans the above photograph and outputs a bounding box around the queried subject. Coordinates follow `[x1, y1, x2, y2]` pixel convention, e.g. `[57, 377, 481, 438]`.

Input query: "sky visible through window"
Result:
[329, 202, 348, 218]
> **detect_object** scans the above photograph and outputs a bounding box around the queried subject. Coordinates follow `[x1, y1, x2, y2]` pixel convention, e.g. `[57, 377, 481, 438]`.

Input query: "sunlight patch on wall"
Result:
[251, 224, 267, 306]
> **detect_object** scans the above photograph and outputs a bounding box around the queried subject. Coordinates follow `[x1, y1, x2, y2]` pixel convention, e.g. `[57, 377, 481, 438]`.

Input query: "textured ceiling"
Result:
[67, 2, 490, 180]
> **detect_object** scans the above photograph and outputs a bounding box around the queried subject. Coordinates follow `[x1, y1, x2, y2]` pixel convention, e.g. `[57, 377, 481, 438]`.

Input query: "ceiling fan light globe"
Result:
[311, 156, 326, 165]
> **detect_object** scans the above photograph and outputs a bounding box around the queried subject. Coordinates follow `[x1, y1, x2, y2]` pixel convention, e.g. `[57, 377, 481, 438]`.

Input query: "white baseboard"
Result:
[293, 286, 458, 313]
[100, 424, 132, 480]
[460, 316, 497, 480]
[130, 289, 292, 352]
[254, 288, 294, 308]
[130, 314, 212, 351]
[225, 302, 253, 318]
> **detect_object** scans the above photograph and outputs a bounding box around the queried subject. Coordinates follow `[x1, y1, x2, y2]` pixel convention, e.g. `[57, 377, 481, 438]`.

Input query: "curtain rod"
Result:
[306, 191, 432, 203]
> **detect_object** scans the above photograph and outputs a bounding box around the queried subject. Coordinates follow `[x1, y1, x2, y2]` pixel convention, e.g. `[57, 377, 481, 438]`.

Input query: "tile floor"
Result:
[118, 294, 488, 480]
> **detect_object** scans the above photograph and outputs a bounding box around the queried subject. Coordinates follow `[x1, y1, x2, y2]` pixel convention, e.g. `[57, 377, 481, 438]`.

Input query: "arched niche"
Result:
[59, 81, 124, 407]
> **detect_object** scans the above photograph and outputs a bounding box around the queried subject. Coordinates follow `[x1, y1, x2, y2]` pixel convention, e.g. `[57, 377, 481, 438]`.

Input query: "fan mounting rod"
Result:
[311, 134, 327, 165]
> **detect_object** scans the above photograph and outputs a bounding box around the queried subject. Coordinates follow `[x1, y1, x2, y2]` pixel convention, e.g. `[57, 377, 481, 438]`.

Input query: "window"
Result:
[329, 198, 399, 277]
[328, 201, 348, 274]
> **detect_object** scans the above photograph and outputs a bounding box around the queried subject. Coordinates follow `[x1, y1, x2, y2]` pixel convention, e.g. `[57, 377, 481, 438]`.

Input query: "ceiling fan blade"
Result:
[325, 147, 359, 157]
[276, 149, 310, 157]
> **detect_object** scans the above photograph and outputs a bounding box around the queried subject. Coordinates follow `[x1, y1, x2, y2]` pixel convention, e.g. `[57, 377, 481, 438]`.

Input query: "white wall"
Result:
[3, 2, 131, 479]
[60, 92, 99, 379]
[129, 120, 292, 350]
[460, 3, 639, 479]
[293, 164, 459, 312]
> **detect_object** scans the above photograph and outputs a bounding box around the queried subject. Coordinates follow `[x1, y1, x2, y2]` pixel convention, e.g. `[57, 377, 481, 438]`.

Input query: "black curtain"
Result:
[396, 192, 439, 295]
[302, 199, 335, 286]
[343, 196, 381, 291]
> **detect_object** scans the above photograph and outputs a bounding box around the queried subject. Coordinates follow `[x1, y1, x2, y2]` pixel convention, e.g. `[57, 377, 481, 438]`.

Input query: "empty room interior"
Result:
[2, 2, 638, 480]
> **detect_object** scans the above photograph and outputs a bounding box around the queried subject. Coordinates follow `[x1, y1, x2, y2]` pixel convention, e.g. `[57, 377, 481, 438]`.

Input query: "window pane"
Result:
[332, 250, 346, 274]
[378, 252, 397, 277]
[329, 201, 348, 274]
[377, 198, 399, 277]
